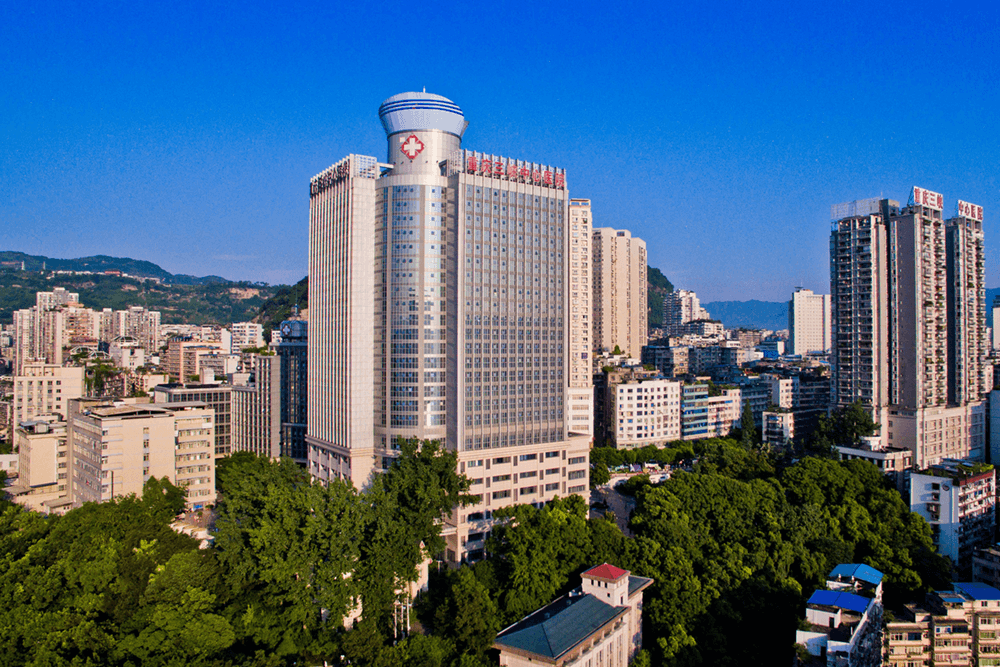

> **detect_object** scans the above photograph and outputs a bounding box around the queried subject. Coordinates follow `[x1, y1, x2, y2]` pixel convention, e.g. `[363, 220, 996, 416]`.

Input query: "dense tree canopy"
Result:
[0, 434, 949, 666]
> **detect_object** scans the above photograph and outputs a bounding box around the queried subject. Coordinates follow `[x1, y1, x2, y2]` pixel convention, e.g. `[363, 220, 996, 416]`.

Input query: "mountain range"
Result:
[0, 251, 230, 285]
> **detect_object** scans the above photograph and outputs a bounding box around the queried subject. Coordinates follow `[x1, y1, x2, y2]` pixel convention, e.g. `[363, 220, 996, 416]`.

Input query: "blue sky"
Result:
[3, 0, 998, 300]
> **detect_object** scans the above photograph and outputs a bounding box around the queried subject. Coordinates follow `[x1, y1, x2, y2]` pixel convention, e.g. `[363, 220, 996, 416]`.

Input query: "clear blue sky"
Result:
[3, 0, 998, 300]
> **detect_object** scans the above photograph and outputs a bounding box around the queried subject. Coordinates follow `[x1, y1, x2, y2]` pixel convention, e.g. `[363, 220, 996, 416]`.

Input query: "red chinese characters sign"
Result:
[957, 200, 984, 222]
[464, 153, 566, 189]
[912, 186, 944, 211]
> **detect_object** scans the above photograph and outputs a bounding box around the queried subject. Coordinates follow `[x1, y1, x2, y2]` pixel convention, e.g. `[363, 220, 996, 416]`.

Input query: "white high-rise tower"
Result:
[308, 93, 591, 563]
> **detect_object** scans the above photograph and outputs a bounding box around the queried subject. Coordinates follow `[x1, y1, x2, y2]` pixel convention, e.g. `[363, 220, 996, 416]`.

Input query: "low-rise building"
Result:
[911, 460, 996, 574]
[972, 546, 1000, 590]
[796, 564, 883, 667]
[835, 436, 913, 491]
[681, 383, 741, 441]
[153, 382, 233, 457]
[6, 416, 72, 513]
[884, 582, 1000, 666]
[762, 410, 795, 447]
[494, 563, 652, 667]
[68, 398, 215, 509]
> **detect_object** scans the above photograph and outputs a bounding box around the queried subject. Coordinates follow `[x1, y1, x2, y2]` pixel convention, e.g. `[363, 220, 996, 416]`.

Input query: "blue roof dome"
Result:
[378, 92, 467, 138]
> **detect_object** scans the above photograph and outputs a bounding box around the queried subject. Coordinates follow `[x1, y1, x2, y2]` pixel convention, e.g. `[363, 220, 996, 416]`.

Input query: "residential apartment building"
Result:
[640, 344, 689, 377]
[884, 582, 1000, 666]
[231, 353, 281, 458]
[307, 92, 591, 563]
[566, 199, 594, 437]
[796, 564, 884, 667]
[592, 227, 647, 357]
[761, 410, 794, 447]
[153, 382, 233, 456]
[274, 319, 308, 462]
[788, 287, 831, 356]
[67, 398, 215, 509]
[596, 369, 681, 449]
[104, 306, 161, 354]
[7, 416, 72, 513]
[911, 460, 996, 574]
[162, 338, 228, 382]
[681, 383, 741, 441]
[831, 191, 988, 468]
[230, 322, 265, 353]
[494, 563, 652, 667]
[12, 364, 86, 433]
[662, 289, 709, 336]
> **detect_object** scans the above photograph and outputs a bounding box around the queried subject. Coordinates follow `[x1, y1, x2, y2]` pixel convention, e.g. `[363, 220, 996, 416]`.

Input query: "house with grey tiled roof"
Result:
[494, 563, 652, 666]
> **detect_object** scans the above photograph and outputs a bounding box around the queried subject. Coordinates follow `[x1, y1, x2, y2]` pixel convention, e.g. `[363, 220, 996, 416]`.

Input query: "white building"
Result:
[230, 322, 265, 353]
[788, 288, 831, 356]
[910, 460, 996, 574]
[307, 92, 590, 563]
[566, 199, 594, 437]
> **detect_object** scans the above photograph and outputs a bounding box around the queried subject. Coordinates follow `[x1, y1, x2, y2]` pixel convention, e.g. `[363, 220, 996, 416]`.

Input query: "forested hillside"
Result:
[0, 269, 277, 325]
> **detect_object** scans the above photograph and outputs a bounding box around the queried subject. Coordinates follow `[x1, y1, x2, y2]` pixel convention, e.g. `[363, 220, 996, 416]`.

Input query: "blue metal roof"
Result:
[495, 594, 626, 659]
[808, 590, 871, 614]
[829, 563, 884, 585]
[954, 582, 1000, 601]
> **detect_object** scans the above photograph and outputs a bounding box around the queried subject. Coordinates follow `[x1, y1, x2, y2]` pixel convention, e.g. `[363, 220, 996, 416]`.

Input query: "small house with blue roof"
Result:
[795, 564, 884, 667]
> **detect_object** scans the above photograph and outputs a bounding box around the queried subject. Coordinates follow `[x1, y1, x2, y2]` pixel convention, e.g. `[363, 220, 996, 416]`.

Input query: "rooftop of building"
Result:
[494, 592, 627, 660]
[917, 459, 994, 483]
[378, 91, 466, 138]
[952, 582, 1000, 601]
[829, 564, 883, 586]
[582, 563, 628, 582]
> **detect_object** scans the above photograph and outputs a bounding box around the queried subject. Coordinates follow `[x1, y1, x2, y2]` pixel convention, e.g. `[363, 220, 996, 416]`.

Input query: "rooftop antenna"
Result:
[423, 86, 426, 93]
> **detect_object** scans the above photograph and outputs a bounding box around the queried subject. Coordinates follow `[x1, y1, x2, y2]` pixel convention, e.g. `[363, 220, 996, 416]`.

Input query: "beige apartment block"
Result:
[592, 227, 647, 357]
[608, 375, 682, 449]
[12, 364, 86, 432]
[885, 583, 1000, 666]
[567, 199, 594, 437]
[153, 382, 233, 457]
[8, 416, 72, 513]
[788, 288, 831, 356]
[67, 398, 215, 509]
[163, 338, 227, 382]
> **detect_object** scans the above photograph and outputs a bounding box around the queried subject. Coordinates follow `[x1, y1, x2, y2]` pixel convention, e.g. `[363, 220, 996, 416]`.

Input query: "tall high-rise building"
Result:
[567, 199, 594, 436]
[662, 289, 709, 336]
[788, 288, 831, 356]
[830, 190, 987, 468]
[274, 319, 308, 463]
[308, 92, 591, 563]
[591, 227, 647, 357]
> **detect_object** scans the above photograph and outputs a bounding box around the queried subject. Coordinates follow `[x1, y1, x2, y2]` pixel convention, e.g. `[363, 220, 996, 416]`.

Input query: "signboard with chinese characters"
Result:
[911, 186, 944, 211]
[957, 200, 984, 222]
[450, 150, 566, 190]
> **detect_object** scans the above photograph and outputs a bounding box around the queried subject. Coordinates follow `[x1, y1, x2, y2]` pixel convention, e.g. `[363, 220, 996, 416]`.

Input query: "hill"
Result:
[646, 266, 674, 329]
[0, 251, 229, 285]
[0, 268, 279, 325]
[255, 276, 308, 336]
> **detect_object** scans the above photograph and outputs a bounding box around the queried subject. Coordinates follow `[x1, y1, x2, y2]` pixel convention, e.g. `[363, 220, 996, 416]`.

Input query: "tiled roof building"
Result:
[495, 563, 652, 666]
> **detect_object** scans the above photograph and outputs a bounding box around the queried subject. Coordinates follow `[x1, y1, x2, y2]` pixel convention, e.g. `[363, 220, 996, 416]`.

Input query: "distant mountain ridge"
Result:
[703, 300, 789, 331]
[705, 289, 1000, 332]
[0, 251, 230, 285]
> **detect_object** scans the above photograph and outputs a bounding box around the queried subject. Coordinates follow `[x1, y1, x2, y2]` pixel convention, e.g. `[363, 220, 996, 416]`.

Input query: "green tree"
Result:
[739, 401, 756, 448]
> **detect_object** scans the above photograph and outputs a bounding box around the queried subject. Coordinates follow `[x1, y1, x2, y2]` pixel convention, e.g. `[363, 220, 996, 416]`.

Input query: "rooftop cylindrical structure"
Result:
[378, 92, 467, 175]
